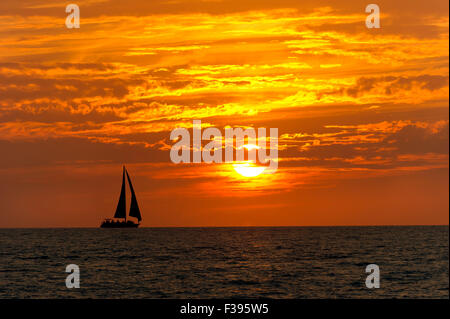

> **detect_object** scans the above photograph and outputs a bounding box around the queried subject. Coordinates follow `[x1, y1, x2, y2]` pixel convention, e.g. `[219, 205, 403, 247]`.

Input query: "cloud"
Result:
[278, 120, 449, 170]
[344, 75, 449, 97]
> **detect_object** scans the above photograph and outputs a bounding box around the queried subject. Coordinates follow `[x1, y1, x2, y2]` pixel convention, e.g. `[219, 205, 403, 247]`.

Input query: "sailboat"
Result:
[100, 166, 142, 228]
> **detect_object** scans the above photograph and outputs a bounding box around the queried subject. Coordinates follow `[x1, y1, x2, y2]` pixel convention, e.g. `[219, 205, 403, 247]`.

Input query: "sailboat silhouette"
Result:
[100, 166, 142, 228]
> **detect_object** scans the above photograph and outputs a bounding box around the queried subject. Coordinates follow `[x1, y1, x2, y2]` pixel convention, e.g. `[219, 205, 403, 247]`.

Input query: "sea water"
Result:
[0, 226, 448, 298]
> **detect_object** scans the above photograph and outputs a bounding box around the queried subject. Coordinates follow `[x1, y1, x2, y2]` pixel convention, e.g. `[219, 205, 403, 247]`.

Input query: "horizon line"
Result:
[0, 224, 448, 229]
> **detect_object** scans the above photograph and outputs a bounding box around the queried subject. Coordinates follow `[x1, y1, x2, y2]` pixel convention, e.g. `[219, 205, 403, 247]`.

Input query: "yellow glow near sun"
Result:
[243, 144, 260, 151]
[233, 144, 266, 177]
[233, 162, 266, 177]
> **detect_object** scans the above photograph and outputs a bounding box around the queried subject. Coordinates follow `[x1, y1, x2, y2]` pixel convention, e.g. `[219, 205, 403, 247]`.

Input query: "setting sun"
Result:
[233, 162, 266, 177]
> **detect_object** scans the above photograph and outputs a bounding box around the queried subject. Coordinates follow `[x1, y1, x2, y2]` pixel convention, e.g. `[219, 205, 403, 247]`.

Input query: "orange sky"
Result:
[0, 0, 448, 227]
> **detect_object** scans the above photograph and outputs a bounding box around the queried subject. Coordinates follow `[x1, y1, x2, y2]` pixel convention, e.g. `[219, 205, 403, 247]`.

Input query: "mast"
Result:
[125, 168, 142, 223]
[113, 166, 127, 220]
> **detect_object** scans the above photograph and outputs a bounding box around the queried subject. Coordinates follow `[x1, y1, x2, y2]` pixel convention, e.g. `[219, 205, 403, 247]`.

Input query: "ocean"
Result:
[0, 226, 448, 298]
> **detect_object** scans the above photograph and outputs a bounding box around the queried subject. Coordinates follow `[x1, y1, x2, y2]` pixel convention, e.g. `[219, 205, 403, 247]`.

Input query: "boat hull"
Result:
[100, 220, 139, 228]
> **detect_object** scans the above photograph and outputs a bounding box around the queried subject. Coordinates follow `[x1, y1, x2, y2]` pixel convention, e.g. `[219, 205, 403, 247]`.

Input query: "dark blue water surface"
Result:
[0, 226, 448, 298]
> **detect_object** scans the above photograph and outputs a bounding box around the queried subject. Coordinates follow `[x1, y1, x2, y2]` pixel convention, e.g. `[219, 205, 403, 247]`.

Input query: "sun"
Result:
[231, 144, 267, 177]
[232, 144, 267, 177]
[233, 162, 266, 177]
